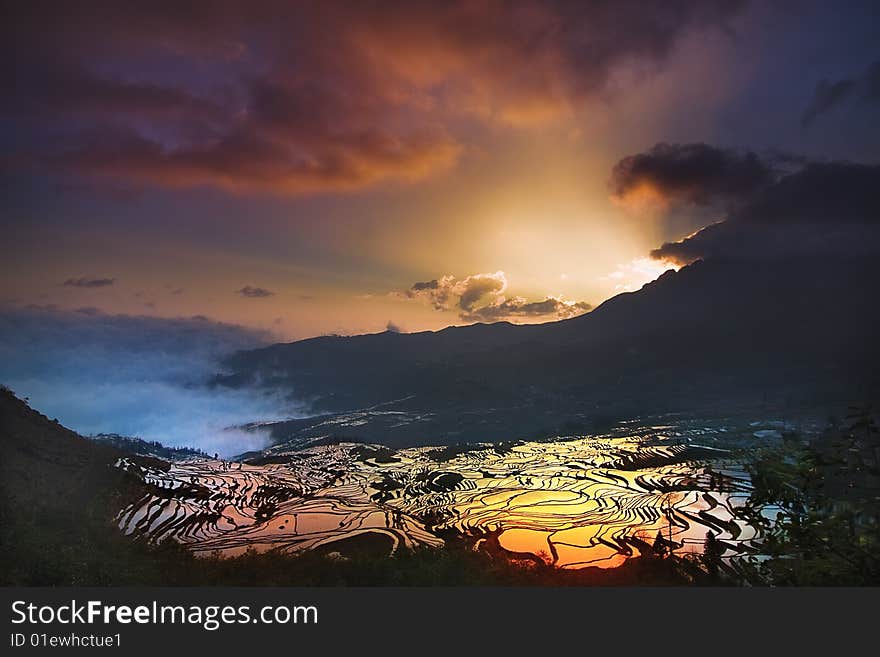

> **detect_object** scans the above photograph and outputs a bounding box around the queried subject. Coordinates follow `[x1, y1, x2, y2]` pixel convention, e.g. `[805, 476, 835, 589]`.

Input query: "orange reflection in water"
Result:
[116, 433, 759, 569]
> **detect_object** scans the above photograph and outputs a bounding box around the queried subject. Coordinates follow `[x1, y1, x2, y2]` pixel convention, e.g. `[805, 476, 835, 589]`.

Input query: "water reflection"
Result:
[116, 429, 767, 568]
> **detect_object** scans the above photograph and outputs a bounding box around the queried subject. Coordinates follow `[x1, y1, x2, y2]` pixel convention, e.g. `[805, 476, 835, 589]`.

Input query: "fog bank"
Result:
[0, 306, 299, 456]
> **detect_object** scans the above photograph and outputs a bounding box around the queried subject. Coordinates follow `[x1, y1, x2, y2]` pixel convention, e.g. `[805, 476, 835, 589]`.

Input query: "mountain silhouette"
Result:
[219, 255, 879, 447]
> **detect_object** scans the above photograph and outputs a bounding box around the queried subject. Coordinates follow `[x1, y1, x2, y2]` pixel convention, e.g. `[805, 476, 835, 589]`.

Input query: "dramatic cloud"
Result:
[0, 306, 298, 456]
[460, 297, 592, 323]
[407, 277, 455, 311]
[610, 142, 776, 210]
[801, 59, 880, 128]
[456, 273, 509, 314]
[237, 285, 275, 298]
[650, 162, 880, 265]
[402, 271, 591, 323]
[2, 1, 745, 194]
[62, 276, 116, 288]
[405, 272, 507, 313]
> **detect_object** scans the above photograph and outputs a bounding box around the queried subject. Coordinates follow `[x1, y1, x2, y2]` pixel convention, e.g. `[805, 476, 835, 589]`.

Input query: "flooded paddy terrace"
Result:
[115, 421, 781, 569]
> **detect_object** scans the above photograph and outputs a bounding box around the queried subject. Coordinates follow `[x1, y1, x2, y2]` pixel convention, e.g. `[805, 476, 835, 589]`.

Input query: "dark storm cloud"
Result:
[1, 1, 746, 195]
[610, 143, 776, 208]
[801, 59, 880, 128]
[401, 272, 591, 323]
[237, 286, 275, 298]
[650, 162, 880, 265]
[62, 276, 116, 288]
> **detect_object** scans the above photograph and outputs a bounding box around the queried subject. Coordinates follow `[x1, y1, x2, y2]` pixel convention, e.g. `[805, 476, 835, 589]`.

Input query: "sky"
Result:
[2, 0, 879, 341]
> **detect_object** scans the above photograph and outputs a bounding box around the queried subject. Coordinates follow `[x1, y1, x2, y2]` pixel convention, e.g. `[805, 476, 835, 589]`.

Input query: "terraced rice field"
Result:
[115, 429, 768, 569]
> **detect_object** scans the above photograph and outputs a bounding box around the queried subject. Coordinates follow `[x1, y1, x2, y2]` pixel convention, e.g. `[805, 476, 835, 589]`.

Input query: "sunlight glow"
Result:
[602, 257, 681, 293]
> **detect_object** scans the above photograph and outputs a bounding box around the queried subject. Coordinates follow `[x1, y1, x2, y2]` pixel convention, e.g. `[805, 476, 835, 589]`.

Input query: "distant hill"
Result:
[90, 433, 208, 461]
[218, 257, 880, 447]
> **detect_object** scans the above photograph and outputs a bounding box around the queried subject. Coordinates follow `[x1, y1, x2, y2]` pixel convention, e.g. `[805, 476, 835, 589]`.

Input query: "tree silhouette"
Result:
[703, 531, 723, 578]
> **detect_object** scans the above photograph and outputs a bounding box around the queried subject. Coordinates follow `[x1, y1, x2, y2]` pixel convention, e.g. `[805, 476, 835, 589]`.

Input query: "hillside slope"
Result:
[0, 387, 173, 584]
[220, 257, 880, 446]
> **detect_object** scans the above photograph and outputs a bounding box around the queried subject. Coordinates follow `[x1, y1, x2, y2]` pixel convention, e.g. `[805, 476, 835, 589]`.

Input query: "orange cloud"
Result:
[400, 271, 591, 323]
[54, 126, 461, 195]
[4, 2, 746, 195]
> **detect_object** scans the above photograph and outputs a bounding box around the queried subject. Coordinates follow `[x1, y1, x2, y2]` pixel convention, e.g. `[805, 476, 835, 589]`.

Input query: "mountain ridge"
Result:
[219, 255, 880, 447]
